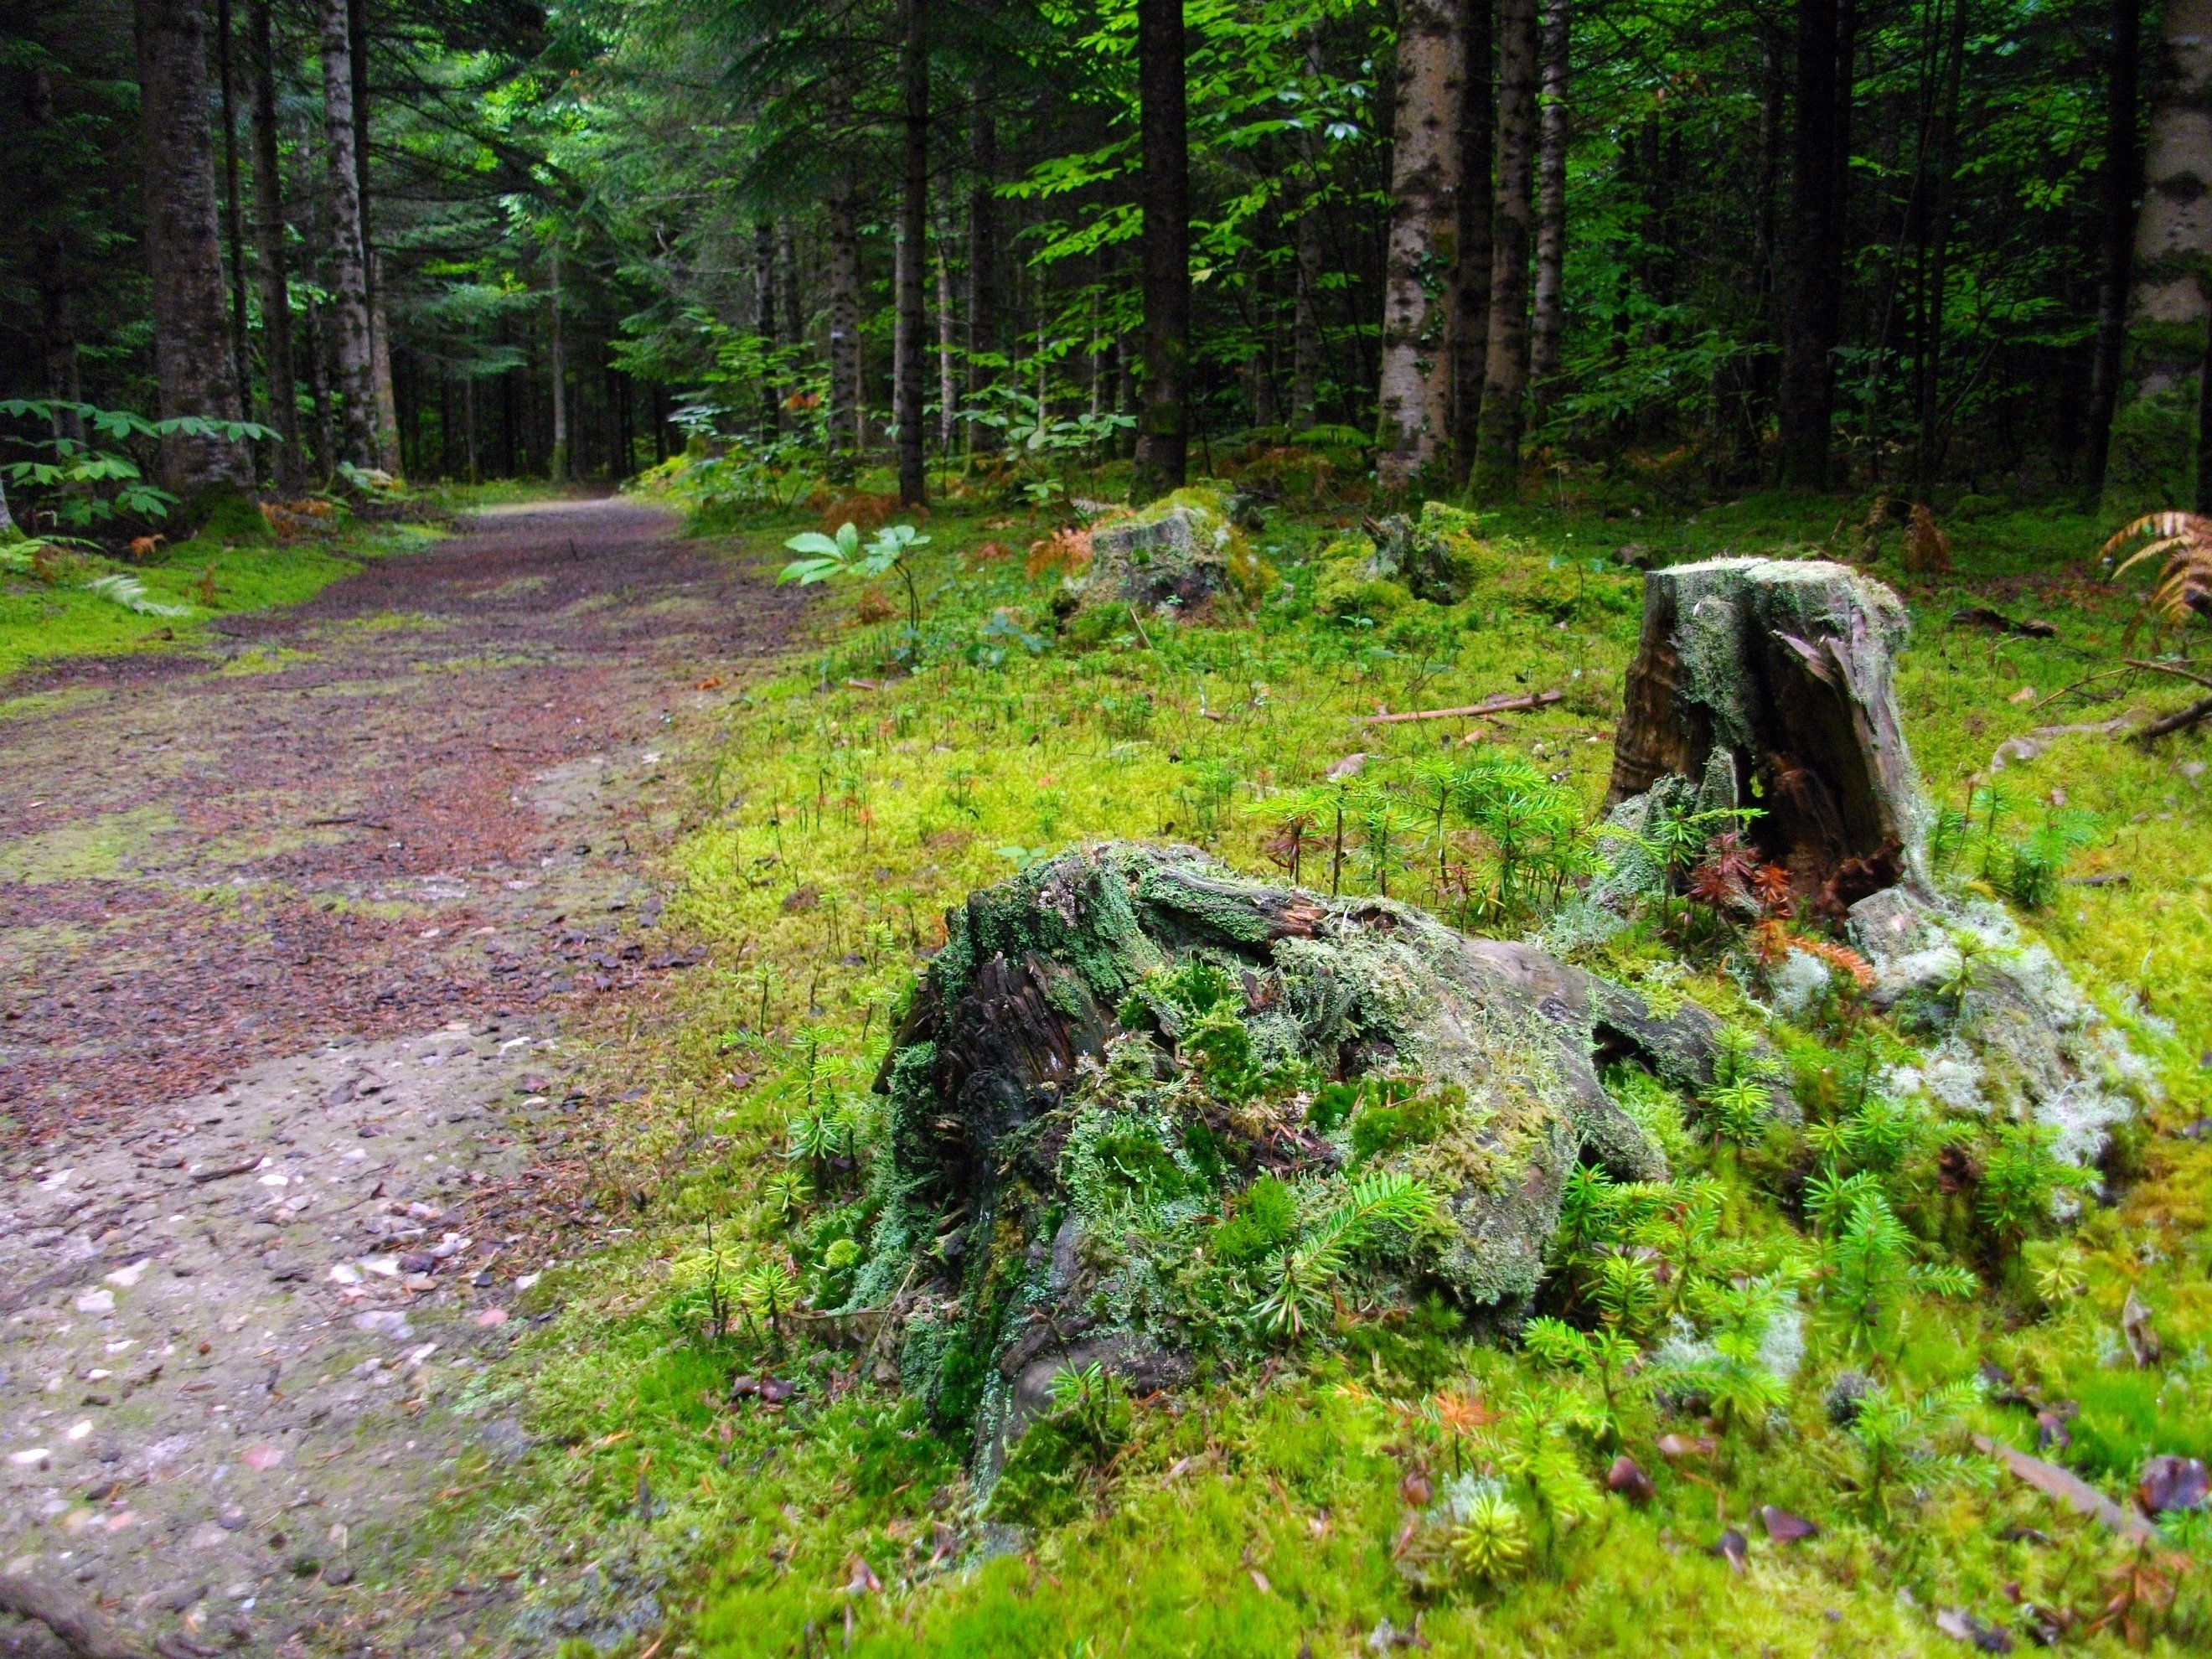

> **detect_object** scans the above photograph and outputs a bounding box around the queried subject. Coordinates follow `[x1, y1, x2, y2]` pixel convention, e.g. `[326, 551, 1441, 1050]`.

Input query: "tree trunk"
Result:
[1912, 0, 1967, 488]
[826, 73, 861, 481]
[27, 64, 89, 455]
[215, 0, 255, 452]
[778, 220, 804, 353]
[1528, 0, 1569, 411]
[1749, 24, 1786, 442]
[547, 241, 566, 481]
[348, 0, 398, 473]
[938, 205, 959, 449]
[1133, 0, 1191, 499]
[2132, 0, 2212, 393]
[1474, 0, 1537, 500]
[966, 81, 1000, 454]
[1453, 0, 1496, 480]
[754, 218, 781, 440]
[1777, 0, 1852, 488]
[896, 0, 928, 505]
[135, 0, 252, 494]
[1376, 0, 1465, 490]
[2082, 0, 2143, 505]
[249, 0, 301, 491]
[317, 0, 375, 469]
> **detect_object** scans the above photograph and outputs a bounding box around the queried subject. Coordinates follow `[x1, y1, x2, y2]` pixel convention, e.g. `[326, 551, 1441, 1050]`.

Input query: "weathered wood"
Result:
[1607, 557, 1930, 906]
[0, 1571, 152, 1659]
[1361, 690, 1562, 724]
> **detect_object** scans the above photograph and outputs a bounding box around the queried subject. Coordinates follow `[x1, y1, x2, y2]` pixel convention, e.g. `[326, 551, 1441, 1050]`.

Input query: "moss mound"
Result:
[852, 841, 1754, 1476]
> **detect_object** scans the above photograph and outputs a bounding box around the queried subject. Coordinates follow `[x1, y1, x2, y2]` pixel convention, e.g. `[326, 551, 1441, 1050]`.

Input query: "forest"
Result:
[3, 0, 2209, 513]
[7, 2, 2212, 1659]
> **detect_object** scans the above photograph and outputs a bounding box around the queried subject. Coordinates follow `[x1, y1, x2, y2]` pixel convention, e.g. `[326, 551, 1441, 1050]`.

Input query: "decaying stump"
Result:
[860, 842, 1749, 1461]
[1605, 557, 1932, 909]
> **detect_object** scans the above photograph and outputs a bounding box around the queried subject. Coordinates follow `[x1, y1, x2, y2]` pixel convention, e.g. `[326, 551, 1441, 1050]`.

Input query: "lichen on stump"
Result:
[856, 842, 1739, 1468]
[1606, 557, 1933, 909]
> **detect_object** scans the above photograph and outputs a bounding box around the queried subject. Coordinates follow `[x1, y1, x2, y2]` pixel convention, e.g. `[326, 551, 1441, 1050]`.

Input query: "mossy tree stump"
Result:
[858, 843, 1744, 1465]
[1605, 557, 1932, 910]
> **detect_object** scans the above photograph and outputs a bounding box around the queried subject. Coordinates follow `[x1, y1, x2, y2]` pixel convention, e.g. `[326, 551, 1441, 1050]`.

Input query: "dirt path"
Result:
[0, 499, 797, 1657]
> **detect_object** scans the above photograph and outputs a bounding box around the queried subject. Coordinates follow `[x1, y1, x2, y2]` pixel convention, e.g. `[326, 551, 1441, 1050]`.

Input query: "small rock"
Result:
[1760, 1505, 1818, 1543]
[473, 1307, 509, 1328]
[217, 1507, 248, 1531]
[1605, 1455, 1655, 1504]
[1935, 1607, 2013, 1651]
[352, 1310, 414, 1341]
[1707, 1528, 1747, 1574]
[2138, 1455, 2209, 1516]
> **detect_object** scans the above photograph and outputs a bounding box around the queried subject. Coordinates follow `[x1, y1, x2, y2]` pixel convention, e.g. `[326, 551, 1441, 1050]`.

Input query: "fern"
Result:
[2102, 510, 2212, 648]
[83, 572, 190, 617]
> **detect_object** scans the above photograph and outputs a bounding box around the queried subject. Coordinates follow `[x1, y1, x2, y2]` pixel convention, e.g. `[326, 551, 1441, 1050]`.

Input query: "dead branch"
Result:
[2122, 657, 2212, 692]
[2137, 693, 2212, 742]
[1973, 1435, 2158, 1542]
[0, 1573, 153, 1659]
[1360, 690, 1563, 725]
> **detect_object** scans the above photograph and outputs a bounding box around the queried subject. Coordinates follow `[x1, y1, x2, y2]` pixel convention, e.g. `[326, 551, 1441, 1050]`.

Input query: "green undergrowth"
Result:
[0, 511, 438, 684]
[447, 478, 2212, 1658]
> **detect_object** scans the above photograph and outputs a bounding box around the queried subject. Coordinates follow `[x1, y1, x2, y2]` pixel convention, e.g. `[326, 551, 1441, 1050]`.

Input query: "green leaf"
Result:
[782, 531, 846, 558]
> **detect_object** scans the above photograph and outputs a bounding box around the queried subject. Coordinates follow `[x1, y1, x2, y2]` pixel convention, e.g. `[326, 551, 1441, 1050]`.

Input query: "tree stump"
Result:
[858, 843, 1753, 1461]
[1605, 556, 1932, 909]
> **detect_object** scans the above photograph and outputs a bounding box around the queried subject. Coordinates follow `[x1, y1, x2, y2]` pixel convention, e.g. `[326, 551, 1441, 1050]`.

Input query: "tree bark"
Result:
[826, 72, 861, 480]
[778, 220, 804, 353]
[937, 202, 959, 449]
[1453, 0, 1496, 480]
[896, 0, 928, 505]
[1376, 0, 1465, 489]
[967, 81, 1000, 453]
[1749, 23, 1786, 436]
[1474, 0, 1537, 500]
[2132, 0, 2212, 393]
[1913, 0, 1967, 488]
[547, 241, 566, 481]
[1134, 0, 1191, 499]
[215, 0, 255, 453]
[2082, 0, 2142, 504]
[754, 218, 781, 440]
[1776, 0, 1852, 488]
[135, 0, 252, 494]
[1528, 0, 1569, 411]
[249, 0, 301, 490]
[317, 0, 375, 469]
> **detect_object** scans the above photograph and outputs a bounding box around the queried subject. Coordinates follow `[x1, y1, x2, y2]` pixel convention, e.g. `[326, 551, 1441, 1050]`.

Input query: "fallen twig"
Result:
[2027, 665, 2137, 716]
[0, 1570, 153, 1659]
[189, 1157, 262, 1184]
[1973, 1434, 2157, 1541]
[2124, 657, 2212, 693]
[1360, 690, 1563, 726]
[2138, 692, 2212, 742]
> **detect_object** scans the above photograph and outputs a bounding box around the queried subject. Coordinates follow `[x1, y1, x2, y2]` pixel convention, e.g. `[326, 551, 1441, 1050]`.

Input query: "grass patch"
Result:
[422, 476, 2212, 1657]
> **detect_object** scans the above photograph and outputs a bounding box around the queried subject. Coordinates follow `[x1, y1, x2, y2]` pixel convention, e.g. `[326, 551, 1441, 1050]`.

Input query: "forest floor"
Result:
[0, 498, 800, 1657]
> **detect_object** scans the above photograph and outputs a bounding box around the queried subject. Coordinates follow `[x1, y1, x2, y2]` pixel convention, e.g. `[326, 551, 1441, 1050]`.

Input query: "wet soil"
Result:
[0, 499, 798, 1657]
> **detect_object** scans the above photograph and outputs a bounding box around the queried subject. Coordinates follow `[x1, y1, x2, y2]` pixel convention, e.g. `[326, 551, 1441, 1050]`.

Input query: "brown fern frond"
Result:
[2102, 510, 2212, 648]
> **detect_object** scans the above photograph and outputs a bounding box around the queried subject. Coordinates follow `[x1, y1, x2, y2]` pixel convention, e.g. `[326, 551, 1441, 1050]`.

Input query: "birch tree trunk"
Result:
[249, 0, 301, 491]
[1474, 0, 1537, 500]
[1453, 0, 1495, 481]
[896, 0, 929, 505]
[318, 0, 375, 470]
[1376, 0, 1464, 490]
[135, 0, 252, 494]
[826, 73, 862, 481]
[1528, 0, 1569, 411]
[2131, 0, 2212, 393]
[1134, 0, 1191, 498]
[2081, 0, 2142, 504]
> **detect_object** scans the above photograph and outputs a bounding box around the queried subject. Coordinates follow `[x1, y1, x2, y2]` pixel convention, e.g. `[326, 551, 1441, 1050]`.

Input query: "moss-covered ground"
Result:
[0, 482, 540, 681]
[395, 471, 2212, 1657]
